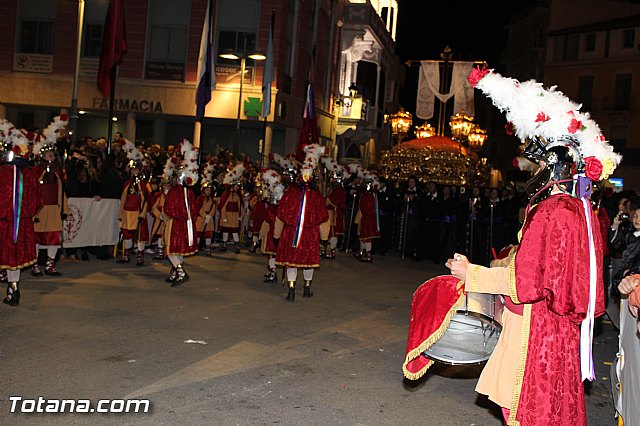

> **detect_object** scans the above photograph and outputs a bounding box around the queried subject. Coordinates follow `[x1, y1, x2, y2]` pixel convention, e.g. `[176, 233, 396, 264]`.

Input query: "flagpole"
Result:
[70, 0, 85, 145]
[261, 8, 275, 169]
[107, 66, 117, 155]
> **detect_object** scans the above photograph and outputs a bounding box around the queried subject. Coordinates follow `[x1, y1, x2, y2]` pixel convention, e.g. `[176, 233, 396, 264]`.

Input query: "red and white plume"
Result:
[178, 138, 199, 186]
[34, 114, 68, 155]
[224, 163, 246, 185]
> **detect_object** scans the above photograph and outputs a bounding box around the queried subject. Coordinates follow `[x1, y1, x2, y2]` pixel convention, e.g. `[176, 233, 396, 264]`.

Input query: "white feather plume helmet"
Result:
[162, 156, 178, 183]
[346, 163, 364, 179]
[469, 68, 621, 180]
[223, 163, 245, 185]
[303, 143, 325, 169]
[270, 152, 297, 171]
[0, 119, 15, 145]
[122, 139, 143, 163]
[177, 138, 199, 186]
[261, 168, 281, 188]
[201, 158, 216, 187]
[34, 114, 68, 156]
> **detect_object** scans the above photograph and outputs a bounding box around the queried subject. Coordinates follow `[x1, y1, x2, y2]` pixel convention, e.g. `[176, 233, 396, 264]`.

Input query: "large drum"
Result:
[423, 293, 504, 365]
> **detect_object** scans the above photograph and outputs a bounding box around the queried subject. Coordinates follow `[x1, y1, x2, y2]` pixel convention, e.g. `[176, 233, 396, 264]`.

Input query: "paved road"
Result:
[0, 249, 618, 425]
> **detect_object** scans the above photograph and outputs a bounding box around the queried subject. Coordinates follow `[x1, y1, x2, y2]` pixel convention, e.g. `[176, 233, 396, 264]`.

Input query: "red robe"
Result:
[0, 165, 42, 270]
[327, 186, 346, 236]
[261, 203, 277, 256]
[357, 191, 381, 240]
[275, 184, 329, 268]
[119, 178, 151, 241]
[510, 194, 604, 426]
[250, 199, 267, 234]
[163, 186, 197, 256]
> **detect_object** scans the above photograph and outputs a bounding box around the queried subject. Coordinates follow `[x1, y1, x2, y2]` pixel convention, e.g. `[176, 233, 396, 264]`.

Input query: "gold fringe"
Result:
[402, 284, 465, 380]
[0, 258, 37, 271]
[508, 303, 532, 426]
[275, 262, 320, 268]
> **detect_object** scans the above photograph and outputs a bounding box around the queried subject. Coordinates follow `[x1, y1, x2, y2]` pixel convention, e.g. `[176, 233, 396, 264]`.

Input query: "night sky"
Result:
[395, 0, 533, 115]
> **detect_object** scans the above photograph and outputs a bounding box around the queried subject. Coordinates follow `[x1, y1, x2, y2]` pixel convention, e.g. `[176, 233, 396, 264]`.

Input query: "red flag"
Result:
[296, 81, 319, 161]
[97, 0, 127, 97]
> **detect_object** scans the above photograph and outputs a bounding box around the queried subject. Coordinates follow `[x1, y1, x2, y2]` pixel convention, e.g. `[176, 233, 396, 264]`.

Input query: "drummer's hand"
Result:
[629, 305, 638, 318]
[445, 253, 469, 281]
[619, 275, 640, 295]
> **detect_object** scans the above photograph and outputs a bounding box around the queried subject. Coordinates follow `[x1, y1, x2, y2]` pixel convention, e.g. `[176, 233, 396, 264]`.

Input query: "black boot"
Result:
[3, 282, 20, 306]
[233, 243, 241, 254]
[136, 249, 145, 266]
[165, 267, 177, 283]
[153, 246, 165, 260]
[303, 279, 314, 298]
[45, 257, 62, 276]
[263, 269, 277, 283]
[0, 269, 6, 283]
[171, 264, 189, 287]
[117, 248, 131, 264]
[31, 263, 43, 276]
[286, 281, 295, 302]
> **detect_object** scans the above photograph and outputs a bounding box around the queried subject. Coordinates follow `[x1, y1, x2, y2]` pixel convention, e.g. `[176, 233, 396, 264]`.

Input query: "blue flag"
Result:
[195, 0, 215, 121]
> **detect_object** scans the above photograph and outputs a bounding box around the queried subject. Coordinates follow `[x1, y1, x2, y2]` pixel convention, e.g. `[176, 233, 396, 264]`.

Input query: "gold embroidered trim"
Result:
[508, 303, 532, 426]
[471, 265, 481, 292]
[402, 284, 465, 380]
[0, 258, 37, 270]
[275, 262, 320, 268]
[508, 254, 521, 304]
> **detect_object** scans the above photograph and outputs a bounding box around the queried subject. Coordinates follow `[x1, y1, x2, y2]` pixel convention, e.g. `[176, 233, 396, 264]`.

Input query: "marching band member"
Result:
[355, 171, 381, 262]
[31, 115, 69, 276]
[117, 139, 151, 266]
[322, 157, 346, 259]
[259, 169, 282, 282]
[149, 158, 176, 260]
[195, 160, 216, 256]
[274, 144, 330, 301]
[163, 140, 198, 286]
[217, 164, 245, 254]
[0, 121, 43, 306]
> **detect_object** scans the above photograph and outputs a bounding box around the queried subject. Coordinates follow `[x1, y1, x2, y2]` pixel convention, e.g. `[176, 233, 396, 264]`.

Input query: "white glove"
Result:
[205, 215, 212, 224]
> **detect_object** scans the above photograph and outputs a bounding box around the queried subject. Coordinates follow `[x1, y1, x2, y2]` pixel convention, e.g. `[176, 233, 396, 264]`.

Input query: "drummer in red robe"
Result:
[163, 139, 198, 286]
[274, 144, 330, 301]
[217, 164, 245, 253]
[195, 160, 216, 256]
[31, 115, 69, 276]
[321, 157, 346, 259]
[117, 139, 151, 266]
[259, 169, 283, 282]
[355, 171, 381, 263]
[444, 68, 621, 426]
[0, 124, 42, 306]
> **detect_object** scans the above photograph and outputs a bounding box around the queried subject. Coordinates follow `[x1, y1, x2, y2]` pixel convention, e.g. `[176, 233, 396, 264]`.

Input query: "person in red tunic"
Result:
[444, 68, 622, 425]
[355, 172, 381, 262]
[259, 169, 283, 282]
[30, 115, 69, 276]
[321, 157, 346, 259]
[247, 189, 264, 253]
[274, 145, 330, 301]
[117, 139, 151, 266]
[163, 139, 198, 286]
[217, 164, 245, 253]
[149, 158, 177, 260]
[1, 124, 43, 306]
[195, 161, 216, 256]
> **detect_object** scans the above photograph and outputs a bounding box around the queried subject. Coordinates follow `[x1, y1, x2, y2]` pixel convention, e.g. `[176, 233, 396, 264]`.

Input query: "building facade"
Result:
[503, 0, 640, 189]
[0, 0, 402, 163]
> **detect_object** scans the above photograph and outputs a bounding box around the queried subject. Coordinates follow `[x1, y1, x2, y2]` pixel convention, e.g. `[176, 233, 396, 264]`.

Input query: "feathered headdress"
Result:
[346, 163, 365, 179]
[303, 143, 325, 169]
[162, 156, 178, 183]
[469, 68, 621, 181]
[201, 158, 216, 188]
[178, 138, 199, 186]
[270, 152, 297, 171]
[261, 168, 281, 189]
[223, 163, 245, 185]
[34, 114, 68, 156]
[122, 139, 143, 168]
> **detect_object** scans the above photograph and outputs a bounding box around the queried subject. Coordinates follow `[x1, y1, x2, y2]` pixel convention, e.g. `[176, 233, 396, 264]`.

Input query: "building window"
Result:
[149, 27, 188, 63]
[577, 76, 594, 111]
[18, 0, 56, 54]
[146, 0, 190, 81]
[584, 33, 596, 52]
[82, 24, 103, 57]
[609, 126, 627, 151]
[614, 74, 632, 110]
[623, 29, 635, 48]
[82, 0, 108, 58]
[217, 31, 257, 66]
[566, 34, 579, 60]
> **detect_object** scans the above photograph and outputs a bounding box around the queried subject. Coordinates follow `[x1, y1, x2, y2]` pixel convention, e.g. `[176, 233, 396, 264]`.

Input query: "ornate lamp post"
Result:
[389, 107, 412, 145]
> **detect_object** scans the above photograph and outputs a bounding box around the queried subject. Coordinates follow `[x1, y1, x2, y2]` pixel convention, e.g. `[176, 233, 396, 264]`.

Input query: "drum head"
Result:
[423, 312, 501, 365]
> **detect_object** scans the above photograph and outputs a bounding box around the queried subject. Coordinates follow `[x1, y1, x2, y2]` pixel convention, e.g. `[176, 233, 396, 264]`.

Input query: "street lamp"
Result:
[219, 49, 266, 156]
[389, 107, 412, 145]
